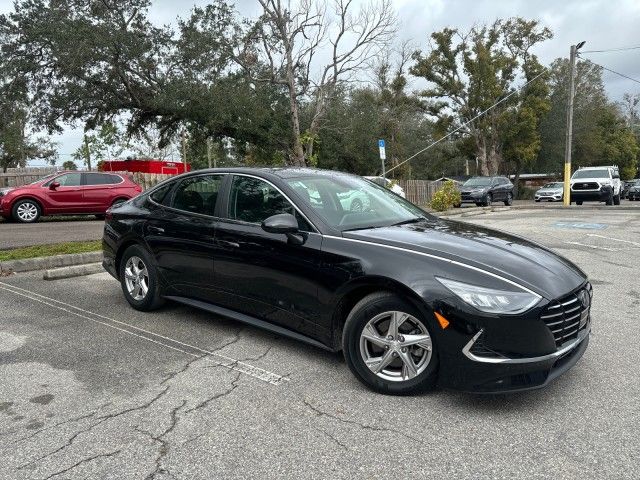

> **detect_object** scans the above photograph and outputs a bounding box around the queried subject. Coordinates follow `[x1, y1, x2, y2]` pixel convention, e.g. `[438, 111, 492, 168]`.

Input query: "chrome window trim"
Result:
[229, 172, 319, 233]
[323, 235, 543, 299]
[462, 328, 590, 364]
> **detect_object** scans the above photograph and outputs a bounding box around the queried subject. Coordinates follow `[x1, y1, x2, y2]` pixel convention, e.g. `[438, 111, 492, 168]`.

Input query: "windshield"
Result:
[462, 177, 492, 187]
[543, 182, 563, 188]
[286, 175, 429, 231]
[29, 174, 56, 185]
[572, 169, 609, 179]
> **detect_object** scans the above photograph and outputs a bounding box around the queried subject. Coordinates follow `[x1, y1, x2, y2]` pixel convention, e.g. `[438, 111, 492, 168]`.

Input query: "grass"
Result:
[0, 240, 102, 261]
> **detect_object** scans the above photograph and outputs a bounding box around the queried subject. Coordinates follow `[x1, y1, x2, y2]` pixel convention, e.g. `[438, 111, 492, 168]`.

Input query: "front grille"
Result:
[572, 182, 599, 190]
[541, 285, 591, 347]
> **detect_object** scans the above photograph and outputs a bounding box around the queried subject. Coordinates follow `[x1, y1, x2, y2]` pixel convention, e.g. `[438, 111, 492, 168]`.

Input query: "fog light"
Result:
[434, 311, 450, 329]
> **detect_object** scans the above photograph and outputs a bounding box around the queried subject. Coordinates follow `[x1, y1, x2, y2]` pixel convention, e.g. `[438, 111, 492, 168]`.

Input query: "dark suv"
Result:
[457, 176, 514, 207]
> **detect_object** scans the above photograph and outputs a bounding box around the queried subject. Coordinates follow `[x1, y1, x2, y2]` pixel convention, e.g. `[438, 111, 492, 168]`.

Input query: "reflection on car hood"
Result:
[0, 187, 14, 196]
[343, 219, 586, 299]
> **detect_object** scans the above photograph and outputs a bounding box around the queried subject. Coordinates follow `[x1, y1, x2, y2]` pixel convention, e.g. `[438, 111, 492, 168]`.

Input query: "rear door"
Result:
[82, 173, 123, 211]
[143, 174, 224, 302]
[42, 173, 85, 213]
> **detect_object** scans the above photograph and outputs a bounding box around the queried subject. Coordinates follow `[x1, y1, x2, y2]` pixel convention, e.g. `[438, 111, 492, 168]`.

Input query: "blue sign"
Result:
[378, 139, 385, 148]
[553, 222, 608, 230]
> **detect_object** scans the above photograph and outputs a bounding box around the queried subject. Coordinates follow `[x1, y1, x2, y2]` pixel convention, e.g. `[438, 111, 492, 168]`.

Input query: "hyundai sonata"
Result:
[102, 168, 591, 394]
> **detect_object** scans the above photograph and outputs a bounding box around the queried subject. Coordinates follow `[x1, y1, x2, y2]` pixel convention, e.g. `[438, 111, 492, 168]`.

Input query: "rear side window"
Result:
[149, 182, 174, 205]
[84, 173, 122, 185]
[171, 175, 223, 215]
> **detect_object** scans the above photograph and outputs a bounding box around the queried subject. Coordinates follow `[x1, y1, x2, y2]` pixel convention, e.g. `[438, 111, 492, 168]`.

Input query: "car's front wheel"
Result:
[504, 192, 513, 206]
[342, 292, 438, 395]
[12, 199, 41, 223]
[119, 245, 164, 311]
[613, 193, 621, 205]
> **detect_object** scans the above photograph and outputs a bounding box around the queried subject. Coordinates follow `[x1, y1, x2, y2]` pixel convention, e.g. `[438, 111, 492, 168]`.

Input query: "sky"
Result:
[1, 0, 639, 165]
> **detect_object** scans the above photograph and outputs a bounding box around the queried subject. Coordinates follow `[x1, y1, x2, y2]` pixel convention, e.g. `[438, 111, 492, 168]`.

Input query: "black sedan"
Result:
[102, 168, 591, 394]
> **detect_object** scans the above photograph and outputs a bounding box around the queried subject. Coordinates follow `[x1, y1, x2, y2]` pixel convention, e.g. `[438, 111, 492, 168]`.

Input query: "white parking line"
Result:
[562, 241, 618, 251]
[0, 281, 289, 386]
[586, 233, 640, 248]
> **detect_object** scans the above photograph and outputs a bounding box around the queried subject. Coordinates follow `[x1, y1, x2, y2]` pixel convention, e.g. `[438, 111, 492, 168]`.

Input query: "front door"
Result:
[42, 173, 85, 213]
[143, 174, 224, 301]
[213, 175, 324, 337]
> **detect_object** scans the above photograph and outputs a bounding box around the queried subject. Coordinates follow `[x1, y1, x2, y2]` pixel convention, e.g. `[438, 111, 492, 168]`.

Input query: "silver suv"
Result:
[569, 166, 622, 205]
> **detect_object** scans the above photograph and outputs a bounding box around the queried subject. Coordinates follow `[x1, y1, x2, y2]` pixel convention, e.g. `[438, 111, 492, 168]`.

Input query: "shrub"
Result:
[430, 180, 461, 211]
[517, 186, 536, 200]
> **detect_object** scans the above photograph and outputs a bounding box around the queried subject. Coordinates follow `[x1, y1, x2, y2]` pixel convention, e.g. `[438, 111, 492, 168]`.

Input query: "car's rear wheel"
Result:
[576, 201, 583, 205]
[119, 245, 164, 311]
[342, 292, 438, 395]
[613, 193, 621, 205]
[504, 192, 513, 206]
[12, 199, 41, 223]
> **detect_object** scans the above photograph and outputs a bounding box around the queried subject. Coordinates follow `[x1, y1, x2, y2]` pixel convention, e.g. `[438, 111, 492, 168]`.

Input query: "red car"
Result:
[0, 171, 142, 223]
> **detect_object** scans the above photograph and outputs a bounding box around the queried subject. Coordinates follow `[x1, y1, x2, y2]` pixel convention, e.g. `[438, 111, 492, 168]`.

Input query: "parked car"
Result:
[534, 182, 564, 202]
[570, 165, 622, 205]
[103, 167, 591, 395]
[0, 171, 142, 223]
[364, 176, 406, 198]
[627, 180, 640, 200]
[458, 176, 514, 206]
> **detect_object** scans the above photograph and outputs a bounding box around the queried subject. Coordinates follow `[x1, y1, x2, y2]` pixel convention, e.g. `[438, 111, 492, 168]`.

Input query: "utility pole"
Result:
[563, 41, 586, 206]
[83, 134, 92, 171]
[181, 131, 188, 166]
[207, 137, 215, 169]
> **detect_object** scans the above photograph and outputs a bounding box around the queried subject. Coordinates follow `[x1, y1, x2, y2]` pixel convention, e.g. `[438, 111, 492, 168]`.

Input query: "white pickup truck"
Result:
[570, 165, 622, 206]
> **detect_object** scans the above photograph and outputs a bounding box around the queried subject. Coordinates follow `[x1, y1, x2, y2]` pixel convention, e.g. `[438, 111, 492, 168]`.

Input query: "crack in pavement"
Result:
[314, 427, 349, 451]
[302, 398, 421, 443]
[185, 371, 242, 414]
[42, 448, 121, 480]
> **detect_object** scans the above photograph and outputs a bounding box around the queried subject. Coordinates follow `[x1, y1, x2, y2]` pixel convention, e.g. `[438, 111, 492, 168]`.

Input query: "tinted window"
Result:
[172, 175, 223, 215]
[572, 169, 610, 179]
[229, 176, 311, 231]
[48, 173, 82, 186]
[149, 182, 174, 205]
[84, 173, 122, 185]
[463, 177, 492, 187]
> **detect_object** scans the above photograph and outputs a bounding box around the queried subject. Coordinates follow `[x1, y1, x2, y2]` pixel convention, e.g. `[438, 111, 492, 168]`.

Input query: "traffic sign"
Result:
[378, 139, 386, 160]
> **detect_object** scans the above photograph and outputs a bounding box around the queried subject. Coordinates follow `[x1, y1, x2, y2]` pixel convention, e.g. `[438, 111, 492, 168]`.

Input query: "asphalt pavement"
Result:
[0, 208, 638, 479]
[0, 218, 104, 249]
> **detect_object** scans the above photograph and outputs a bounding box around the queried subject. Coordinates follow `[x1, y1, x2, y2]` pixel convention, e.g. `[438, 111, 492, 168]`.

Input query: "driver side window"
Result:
[229, 176, 311, 231]
[45, 173, 81, 187]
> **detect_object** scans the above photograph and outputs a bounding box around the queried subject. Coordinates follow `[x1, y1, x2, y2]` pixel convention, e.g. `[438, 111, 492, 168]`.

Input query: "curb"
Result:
[43, 262, 104, 280]
[0, 251, 102, 273]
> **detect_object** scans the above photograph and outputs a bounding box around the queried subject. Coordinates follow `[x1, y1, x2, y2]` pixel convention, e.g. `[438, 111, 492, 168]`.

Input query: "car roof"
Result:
[189, 167, 357, 180]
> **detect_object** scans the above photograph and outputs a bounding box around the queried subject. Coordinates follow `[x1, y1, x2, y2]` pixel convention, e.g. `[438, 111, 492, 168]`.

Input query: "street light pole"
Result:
[563, 41, 585, 206]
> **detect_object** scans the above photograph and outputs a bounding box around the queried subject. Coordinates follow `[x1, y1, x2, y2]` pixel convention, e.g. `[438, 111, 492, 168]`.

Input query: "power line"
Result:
[578, 56, 640, 86]
[580, 45, 640, 54]
[385, 69, 547, 175]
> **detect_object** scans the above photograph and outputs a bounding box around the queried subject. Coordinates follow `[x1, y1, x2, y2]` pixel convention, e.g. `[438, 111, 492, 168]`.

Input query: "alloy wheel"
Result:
[16, 202, 38, 222]
[124, 256, 149, 301]
[359, 311, 433, 382]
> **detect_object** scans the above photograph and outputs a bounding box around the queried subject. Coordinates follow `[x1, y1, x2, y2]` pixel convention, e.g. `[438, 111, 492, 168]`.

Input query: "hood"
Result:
[0, 187, 15, 196]
[343, 219, 586, 299]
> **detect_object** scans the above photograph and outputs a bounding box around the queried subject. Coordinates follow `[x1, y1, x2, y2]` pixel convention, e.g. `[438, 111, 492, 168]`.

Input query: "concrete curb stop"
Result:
[0, 251, 102, 274]
[43, 262, 104, 280]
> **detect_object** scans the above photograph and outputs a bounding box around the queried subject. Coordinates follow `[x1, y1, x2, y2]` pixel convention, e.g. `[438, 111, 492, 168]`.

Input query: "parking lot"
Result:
[1, 207, 638, 479]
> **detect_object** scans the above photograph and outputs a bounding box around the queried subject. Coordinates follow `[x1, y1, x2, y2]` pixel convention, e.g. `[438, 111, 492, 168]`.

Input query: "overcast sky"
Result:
[1, 0, 639, 165]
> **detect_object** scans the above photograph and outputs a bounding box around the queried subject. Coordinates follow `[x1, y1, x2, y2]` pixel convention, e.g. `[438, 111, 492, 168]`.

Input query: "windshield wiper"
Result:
[391, 217, 426, 226]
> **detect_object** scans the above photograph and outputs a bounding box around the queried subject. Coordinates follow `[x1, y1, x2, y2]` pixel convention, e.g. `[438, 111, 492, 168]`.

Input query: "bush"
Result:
[517, 186, 536, 200]
[430, 180, 461, 211]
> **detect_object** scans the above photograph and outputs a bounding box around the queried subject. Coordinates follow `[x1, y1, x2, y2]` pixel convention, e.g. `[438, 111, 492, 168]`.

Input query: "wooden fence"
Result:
[0, 167, 59, 188]
[397, 179, 443, 206]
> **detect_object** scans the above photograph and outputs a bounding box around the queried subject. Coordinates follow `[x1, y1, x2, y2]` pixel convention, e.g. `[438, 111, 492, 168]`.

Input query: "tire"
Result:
[606, 192, 613, 206]
[475, 202, 482, 207]
[342, 292, 438, 395]
[12, 199, 41, 223]
[534, 199, 540, 202]
[119, 245, 164, 311]
[576, 201, 583, 205]
[484, 193, 492, 207]
[613, 193, 621, 205]
[504, 192, 513, 206]
[95, 214, 106, 220]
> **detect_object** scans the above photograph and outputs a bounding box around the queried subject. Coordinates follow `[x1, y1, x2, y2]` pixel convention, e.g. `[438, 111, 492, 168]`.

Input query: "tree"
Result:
[72, 122, 126, 170]
[410, 18, 552, 175]
[235, 0, 396, 166]
[62, 160, 78, 170]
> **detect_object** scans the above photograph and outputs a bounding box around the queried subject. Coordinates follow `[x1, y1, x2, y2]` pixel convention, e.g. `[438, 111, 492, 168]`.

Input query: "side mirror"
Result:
[261, 213, 299, 234]
[49, 181, 60, 190]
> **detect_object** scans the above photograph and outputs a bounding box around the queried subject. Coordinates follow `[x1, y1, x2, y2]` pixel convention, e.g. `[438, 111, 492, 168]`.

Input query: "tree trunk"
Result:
[285, 52, 305, 167]
[487, 142, 501, 175]
[475, 135, 490, 176]
[83, 135, 92, 171]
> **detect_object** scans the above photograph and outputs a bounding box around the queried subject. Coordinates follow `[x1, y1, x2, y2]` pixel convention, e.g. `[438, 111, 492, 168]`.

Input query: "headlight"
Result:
[436, 277, 541, 314]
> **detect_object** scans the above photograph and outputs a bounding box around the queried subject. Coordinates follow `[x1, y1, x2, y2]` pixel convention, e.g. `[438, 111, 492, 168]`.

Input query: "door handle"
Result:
[148, 226, 165, 234]
[216, 239, 240, 248]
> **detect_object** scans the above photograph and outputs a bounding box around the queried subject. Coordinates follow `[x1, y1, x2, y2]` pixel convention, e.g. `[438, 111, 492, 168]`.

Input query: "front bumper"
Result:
[459, 192, 486, 203]
[570, 186, 612, 202]
[535, 192, 562, 201]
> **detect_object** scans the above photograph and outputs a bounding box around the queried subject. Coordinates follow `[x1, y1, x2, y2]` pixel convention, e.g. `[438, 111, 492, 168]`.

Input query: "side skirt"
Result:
[164, 295, 335, 352]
